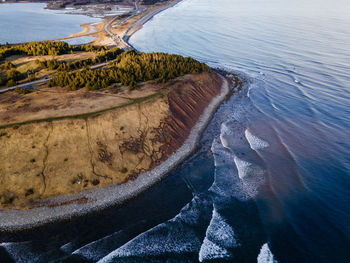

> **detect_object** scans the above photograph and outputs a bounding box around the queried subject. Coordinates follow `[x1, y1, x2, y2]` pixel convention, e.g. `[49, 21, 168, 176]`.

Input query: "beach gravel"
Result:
[0, 76, 230, 232]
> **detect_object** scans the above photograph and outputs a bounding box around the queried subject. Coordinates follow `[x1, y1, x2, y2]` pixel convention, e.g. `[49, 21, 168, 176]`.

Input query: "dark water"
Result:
[1, 0, 350, 262]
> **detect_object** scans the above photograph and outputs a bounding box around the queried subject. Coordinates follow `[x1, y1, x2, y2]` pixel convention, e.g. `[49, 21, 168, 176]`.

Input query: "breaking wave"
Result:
[257, 243, 278, 263]
[98, 196, 212, 262]
[245, 129, 269, 150]
[199, 208, 239, 262]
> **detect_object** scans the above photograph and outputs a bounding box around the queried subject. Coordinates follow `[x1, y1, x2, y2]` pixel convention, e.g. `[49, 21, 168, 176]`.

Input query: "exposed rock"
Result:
[0, 72, 224, 209]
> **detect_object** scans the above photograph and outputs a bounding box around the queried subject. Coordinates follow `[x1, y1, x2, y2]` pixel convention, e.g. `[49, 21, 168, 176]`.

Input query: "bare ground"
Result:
[0, 72, 223, 209]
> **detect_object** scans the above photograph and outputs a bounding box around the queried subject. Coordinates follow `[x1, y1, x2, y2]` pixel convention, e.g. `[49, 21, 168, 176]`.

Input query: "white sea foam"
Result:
[98, 196, 210, 262]
[208, 208, 238, 247]
[216, 119, 267, 200]
[257, 243, 278, 263]
[199, 238, 231, 262]
[220, 133, 230, 149]
[60, 241, 76, 254]
[234, 157, 253, 180]
[210, 139, 250, 201]
[234, 156, 265, 198]
[220, 120, 247, 151]
[199, 208, 238, 261]
[245, 129, 269, 150]
[98, 222, 201, 262]
[172, 196, 212, 226]
[220, 122, 234, 149]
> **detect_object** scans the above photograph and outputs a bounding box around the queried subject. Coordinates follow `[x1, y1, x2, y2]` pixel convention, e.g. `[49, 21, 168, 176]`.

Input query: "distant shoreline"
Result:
[0, 2, 101, 45]
[0, 0, 183, 47]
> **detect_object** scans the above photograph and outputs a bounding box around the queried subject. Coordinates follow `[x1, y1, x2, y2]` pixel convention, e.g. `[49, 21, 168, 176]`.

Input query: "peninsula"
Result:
[0, 0, 239, 230]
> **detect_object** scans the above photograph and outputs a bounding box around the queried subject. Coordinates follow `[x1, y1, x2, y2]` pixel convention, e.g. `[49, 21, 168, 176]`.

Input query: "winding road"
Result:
[0, 61, 109, 94]
[104, 0, 142, 48]
[0, 0, 179, 94]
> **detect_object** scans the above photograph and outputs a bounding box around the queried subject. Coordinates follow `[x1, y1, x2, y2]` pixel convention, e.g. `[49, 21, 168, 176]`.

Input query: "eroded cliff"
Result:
[0, 72, 224, 208]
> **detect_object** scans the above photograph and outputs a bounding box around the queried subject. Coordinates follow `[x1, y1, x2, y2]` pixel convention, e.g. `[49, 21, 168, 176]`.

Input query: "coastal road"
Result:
[104, 1, 143, 48]
[122, 0, 182, 47]
[0, 1, 175, 94]
[0, 61, 110, 94]
[0, 78, 49, 93]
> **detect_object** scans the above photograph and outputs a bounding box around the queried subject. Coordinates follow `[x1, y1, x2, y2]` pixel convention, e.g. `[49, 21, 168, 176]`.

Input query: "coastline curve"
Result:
[0, 75, 231, 232]
[122, 0, 183, 50]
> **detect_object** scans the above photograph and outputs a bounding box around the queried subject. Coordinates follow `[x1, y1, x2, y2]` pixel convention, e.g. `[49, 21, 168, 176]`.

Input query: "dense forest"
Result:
[36, 47, 123, 71]
[0, 41, 118, 87]
[0, 41, 106, 61]
[48, 50, 210, 90]
[0, 65, 24, 87]
[1, 41, 210, 90]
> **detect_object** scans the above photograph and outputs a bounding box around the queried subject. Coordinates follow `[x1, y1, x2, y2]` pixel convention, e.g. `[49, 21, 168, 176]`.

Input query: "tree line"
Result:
[0, 42, 120, 87]
[36, 47, 123, 71]
[48, 50, 210, 90]
[0, 41, 107, 61]
[0, 69, 24, 87]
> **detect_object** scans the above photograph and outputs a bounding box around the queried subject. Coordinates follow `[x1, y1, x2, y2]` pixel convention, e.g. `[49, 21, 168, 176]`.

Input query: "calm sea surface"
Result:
[0, 3, 99, 44]
[1, 0, 350, 262]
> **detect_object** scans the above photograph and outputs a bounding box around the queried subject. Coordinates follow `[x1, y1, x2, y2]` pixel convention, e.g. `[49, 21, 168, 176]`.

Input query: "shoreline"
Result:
[67, 23, 95, 39]
[0, 0, 236, 232]
[0, 0, 182, 47]
[122, 0, 183, 49]
[0, 73, 232, 232]
[50, 0, 183, 47]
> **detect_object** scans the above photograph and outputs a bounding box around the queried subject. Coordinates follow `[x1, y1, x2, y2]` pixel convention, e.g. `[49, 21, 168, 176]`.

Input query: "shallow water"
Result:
[63, 36, 97, 45]
[0, 3, 100, 44]
[1, 0, 350, 262]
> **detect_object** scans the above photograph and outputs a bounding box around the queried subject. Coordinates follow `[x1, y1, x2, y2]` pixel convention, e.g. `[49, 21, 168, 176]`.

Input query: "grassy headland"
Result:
[0, 39, 228, 209]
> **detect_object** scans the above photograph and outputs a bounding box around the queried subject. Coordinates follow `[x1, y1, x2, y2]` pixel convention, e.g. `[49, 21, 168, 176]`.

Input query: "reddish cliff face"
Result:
[0, 71, 226, 209]
[153, 71, 224, 167]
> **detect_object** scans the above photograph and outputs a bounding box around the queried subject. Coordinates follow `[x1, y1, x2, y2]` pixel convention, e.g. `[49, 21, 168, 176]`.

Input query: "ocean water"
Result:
[0, 3, 100, 44]
[128, 0, 350, 261]
[1, 0, 350, 262]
